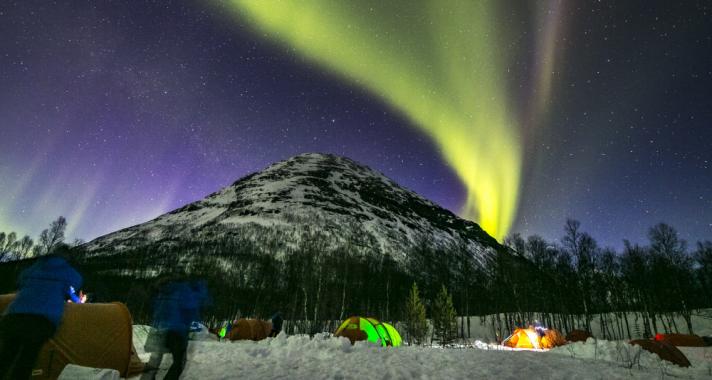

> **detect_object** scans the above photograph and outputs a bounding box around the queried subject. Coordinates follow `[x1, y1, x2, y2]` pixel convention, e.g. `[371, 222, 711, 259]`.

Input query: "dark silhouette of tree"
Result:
[404, 282, 428, 345]
[0, 232, 18, 262]
[694, 241, 712, 302]
[17, 235, 34, 259]
[647, 223, 695, 333]
[35, 216, 67, 256]
[432, 285, 457, 346]
[620, 240, 654, 337]
[0, 232, 35, 261]
[561, 219, 599, 331]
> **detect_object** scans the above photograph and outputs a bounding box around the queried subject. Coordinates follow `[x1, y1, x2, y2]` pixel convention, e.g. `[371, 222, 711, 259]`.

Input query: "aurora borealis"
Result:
[229, 0, 521, 239]
[1, 0, 711, 247]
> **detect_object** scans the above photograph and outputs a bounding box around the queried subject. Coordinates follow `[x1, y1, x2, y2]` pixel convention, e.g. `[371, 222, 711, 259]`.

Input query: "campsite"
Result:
[130, 326, 712, 379]
[3, 0, 712, 379]
[3, 285, 712, 380]
[130, 313, 712, 379]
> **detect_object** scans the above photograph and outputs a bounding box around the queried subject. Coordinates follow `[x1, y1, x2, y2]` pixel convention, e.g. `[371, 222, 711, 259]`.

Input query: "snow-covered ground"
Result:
[130, 325, 712, 379]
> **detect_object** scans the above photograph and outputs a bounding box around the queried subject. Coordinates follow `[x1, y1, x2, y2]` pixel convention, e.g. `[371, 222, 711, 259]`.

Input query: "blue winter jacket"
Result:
[5, 256, 83, 327]
[153, 281, 211, 333]
[186, 280, 211, 324]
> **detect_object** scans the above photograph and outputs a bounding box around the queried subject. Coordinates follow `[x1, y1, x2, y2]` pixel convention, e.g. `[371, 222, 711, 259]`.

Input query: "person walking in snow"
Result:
[143, 276, 209, 380]
[0, 244, 82, 380]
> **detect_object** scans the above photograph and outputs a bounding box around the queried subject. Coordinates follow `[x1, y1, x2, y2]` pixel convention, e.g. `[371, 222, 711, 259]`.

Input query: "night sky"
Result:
[1, 0, 710, 248]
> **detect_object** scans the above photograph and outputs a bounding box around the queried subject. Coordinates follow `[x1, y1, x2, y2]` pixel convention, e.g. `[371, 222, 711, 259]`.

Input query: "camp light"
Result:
[523, 329, 541, 349]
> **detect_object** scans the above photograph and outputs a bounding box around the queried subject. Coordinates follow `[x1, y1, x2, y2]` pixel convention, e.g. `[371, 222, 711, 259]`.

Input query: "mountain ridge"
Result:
[83, 153, 502, 265]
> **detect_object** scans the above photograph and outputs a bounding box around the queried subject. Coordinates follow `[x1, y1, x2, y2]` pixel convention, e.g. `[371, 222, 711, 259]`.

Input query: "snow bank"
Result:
[550, 338, 658, 367]
[549, 338, 712, 378]
[129, 326, 711, 379]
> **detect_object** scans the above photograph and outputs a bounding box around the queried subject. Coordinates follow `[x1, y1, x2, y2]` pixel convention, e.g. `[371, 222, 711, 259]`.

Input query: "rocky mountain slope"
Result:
[83, 153, 502, 265]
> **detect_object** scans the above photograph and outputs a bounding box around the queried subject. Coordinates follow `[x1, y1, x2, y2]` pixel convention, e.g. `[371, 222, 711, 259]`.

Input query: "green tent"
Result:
[334, 316, 402, 347]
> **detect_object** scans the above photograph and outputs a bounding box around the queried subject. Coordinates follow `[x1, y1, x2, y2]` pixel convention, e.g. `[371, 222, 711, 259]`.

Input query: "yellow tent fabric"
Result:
[503, 327, 566, 349]
[0, 293, 137, 379]
[505, 328, 540, 349]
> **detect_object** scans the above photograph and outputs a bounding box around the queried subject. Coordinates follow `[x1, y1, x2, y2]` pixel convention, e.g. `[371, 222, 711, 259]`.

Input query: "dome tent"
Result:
[654, 333, 706, 347]
[630, 339, 691, 367]
[502, 327, 566, 349]
[0, 293, 142, 379]
[227, 318, 272, 341]
[334, 316, 402, 347]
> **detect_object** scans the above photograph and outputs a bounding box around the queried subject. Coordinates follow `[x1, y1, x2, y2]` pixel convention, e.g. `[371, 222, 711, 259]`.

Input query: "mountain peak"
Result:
[84, 153, 500, 263]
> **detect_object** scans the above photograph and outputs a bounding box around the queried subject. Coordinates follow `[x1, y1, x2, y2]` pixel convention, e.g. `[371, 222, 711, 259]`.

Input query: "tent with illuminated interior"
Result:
[0, 293, 144, 379]
[502, 327, 566, 349]
[334, 316, 402, 347]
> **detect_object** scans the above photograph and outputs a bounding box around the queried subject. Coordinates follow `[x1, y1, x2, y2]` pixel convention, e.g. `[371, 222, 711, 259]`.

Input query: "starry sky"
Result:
[1, 0, 710, 248]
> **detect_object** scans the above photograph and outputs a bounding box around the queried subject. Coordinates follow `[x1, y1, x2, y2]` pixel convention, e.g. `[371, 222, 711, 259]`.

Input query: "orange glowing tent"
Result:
[502, 327, 566, 349]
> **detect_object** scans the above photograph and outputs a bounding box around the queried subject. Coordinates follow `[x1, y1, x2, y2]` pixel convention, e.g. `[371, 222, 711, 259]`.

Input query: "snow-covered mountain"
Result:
[83, 153, 502, 265]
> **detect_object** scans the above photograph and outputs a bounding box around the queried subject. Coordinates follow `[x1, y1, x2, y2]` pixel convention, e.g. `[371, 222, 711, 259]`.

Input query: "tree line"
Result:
[404, 219, 712, 345]
[0, 216, 78, 261]
[1, 217, 710, 346]
[496, 220, 712, 341]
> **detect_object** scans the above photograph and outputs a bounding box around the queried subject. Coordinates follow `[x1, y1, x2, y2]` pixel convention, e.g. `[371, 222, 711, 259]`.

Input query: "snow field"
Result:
[130, 326, 711, 379]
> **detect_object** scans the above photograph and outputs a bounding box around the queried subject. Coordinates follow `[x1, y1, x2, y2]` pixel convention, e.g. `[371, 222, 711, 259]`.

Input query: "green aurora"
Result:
[227, 0, 522, 240]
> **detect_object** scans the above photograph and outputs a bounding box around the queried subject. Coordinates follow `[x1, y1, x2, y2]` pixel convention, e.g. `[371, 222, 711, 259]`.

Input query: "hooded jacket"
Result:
[153, 281, 209, 333]
[5, 256, 83, 327]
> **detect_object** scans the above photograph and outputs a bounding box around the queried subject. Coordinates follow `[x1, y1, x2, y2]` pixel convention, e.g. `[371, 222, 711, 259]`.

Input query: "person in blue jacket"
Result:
[0, 244, 82, 380]
[143, 276, 209, 380]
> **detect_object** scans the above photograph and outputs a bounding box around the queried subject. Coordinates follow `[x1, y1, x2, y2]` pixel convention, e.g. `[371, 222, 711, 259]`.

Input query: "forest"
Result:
[1, 217, 711, 344]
